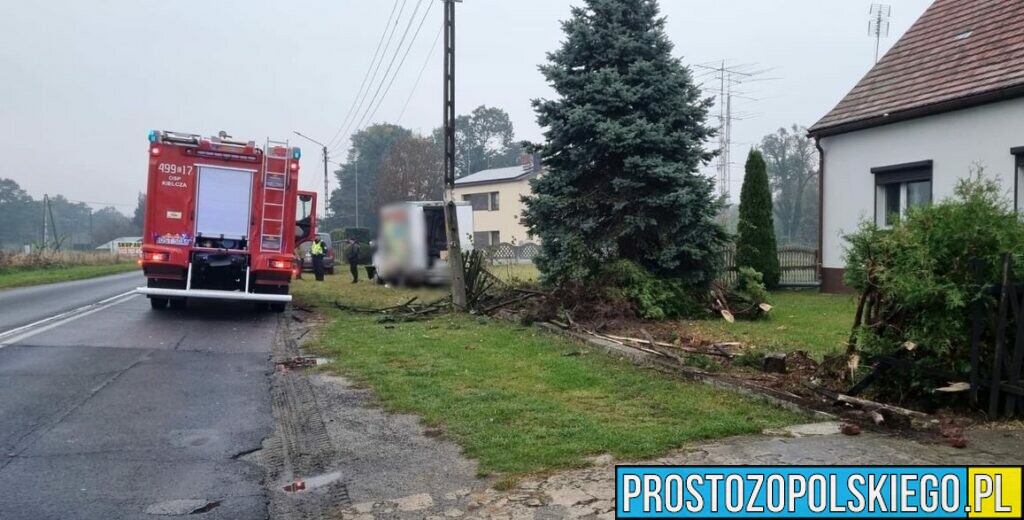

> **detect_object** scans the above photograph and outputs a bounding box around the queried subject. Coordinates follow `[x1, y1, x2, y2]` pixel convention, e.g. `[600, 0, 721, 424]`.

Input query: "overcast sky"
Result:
[0, 0, 932, 212]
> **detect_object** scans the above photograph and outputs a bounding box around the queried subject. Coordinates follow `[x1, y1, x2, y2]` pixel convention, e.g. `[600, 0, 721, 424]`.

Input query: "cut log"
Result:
[835, 394, 929, 420]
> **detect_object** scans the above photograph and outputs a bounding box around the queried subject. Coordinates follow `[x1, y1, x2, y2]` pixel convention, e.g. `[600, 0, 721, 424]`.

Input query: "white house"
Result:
[809, 0, 1024, 292]
[452, 155, 542, 247]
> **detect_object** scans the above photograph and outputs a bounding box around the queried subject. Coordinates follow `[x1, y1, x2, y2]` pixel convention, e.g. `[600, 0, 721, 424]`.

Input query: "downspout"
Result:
[815, 137, 825, 289]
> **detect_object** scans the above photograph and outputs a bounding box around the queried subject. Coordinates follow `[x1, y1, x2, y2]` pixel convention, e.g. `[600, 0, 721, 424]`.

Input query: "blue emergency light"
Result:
[148, 130, 159, 143]
[293, 148, 302, 160]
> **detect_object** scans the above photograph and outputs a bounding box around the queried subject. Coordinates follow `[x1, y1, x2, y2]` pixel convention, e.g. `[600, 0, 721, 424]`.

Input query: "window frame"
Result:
[1013, 147, 1024, 212]
[871, 160, 933, 227]
[462, 192, 500, 212]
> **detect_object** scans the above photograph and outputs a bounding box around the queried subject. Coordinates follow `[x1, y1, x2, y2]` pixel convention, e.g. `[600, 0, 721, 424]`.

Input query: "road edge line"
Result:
[0, 291, 139, 348]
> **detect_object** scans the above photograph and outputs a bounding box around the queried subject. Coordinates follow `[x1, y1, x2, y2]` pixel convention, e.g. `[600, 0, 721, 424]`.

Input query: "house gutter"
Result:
[815, 137, 825, 285]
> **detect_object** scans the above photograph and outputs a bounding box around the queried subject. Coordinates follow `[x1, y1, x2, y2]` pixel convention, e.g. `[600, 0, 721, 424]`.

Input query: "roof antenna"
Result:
[869, 4, 892, 64]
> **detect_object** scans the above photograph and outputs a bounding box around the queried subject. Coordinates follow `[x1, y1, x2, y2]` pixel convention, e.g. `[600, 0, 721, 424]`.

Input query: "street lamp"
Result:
[293, 131, 330, 221]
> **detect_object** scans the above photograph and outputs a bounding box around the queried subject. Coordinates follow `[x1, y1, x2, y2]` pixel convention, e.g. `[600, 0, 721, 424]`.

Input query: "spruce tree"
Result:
[736, 150, 781, 289]
[523, 0, 726, 288]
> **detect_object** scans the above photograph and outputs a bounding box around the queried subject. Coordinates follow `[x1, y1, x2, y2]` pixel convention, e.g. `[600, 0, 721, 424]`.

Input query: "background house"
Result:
[452, 155, 541, 248]
[809, 0, 1024, 292]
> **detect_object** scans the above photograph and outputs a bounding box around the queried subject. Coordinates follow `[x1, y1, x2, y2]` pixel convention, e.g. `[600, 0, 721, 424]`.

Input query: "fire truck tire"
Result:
[254, 302, 270, 312]
[150, 297, 169, 310]
[270, 302, 287, 313]
[169, 299, 187, 310]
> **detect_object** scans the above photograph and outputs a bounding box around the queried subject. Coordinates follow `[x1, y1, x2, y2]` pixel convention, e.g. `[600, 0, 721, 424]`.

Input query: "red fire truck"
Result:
[136, 130, 317, 312]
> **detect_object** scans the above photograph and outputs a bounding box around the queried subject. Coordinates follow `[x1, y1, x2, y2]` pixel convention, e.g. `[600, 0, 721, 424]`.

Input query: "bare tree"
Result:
[374, 136, 444, 208]
[760, 125, 819, 246]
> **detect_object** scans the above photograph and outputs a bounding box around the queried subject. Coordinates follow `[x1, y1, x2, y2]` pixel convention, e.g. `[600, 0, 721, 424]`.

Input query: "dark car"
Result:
[298, 233, 335, 274]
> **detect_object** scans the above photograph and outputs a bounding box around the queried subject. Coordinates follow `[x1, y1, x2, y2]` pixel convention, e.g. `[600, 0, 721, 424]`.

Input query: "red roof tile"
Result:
[810, 0, 1024, 136]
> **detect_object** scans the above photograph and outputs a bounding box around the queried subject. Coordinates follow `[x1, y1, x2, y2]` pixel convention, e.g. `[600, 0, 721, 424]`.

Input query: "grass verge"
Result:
[0, 263, 140, 290]
[686, 290, 857, 359]
[292, 275, 803, 477]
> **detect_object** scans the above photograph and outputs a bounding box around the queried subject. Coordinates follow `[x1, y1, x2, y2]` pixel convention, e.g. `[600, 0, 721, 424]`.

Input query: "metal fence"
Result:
[720, 245, 819, 288]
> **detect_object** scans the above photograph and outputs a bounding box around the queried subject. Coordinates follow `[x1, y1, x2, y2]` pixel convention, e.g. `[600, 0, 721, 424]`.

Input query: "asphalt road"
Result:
[0, 273, 278, 520]
[0, 271, 141, 333]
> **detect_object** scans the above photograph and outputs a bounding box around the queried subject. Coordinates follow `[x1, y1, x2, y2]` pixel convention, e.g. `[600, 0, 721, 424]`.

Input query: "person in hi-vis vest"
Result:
[310, 237, 326, 281]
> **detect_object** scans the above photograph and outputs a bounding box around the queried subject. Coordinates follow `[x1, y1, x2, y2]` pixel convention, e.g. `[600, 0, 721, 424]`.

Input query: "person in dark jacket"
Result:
[347, 238, 361, 283]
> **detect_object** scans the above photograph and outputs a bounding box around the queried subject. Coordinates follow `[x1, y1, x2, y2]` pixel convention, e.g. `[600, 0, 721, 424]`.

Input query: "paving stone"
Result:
[393, 493, 435, 511]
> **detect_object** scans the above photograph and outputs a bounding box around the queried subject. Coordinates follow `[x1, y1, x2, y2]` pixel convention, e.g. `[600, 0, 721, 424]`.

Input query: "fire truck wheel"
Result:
[150, 297, 169, 310]
[270, 302, 287, 313]
[169, 299, 187, 310]
[254, 302, 270, 312]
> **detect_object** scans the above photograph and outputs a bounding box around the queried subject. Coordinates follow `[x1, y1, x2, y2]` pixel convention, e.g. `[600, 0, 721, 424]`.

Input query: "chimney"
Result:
[519, 153, 533, 170]
[520, 153, 542, 173]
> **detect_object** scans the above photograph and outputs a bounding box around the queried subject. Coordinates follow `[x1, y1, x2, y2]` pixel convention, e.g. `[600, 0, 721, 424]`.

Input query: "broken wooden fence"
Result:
[969, 253, 1024, 418]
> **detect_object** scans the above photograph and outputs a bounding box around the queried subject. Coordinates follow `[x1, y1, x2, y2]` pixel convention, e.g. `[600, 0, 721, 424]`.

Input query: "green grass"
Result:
[687, 290, 857, 359]
[293, 276, 803, 476]
[487, 263, 541, 284]
[0, 263, 140, 290]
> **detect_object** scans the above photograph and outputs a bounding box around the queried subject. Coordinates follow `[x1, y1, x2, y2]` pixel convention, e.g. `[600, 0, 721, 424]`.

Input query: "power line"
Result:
[331, 0, 411, 153]
[396, 26, 443, 123]
[66, 199, 137, 209]
[359, 0, 437, 131]
[343, 0, 430, 149]
[326, 0, 402, 150]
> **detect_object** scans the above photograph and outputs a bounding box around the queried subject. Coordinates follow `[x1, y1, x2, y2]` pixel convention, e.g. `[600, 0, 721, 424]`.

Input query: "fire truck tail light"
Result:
[150, 146, 161, 157]
[289, 162, 299, 172]
[270, 259, 291, 269]
[145, 252, 169, 262]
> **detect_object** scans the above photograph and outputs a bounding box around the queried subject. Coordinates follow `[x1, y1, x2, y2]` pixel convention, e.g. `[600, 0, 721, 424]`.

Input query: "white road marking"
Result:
[0, 290, 139, 348]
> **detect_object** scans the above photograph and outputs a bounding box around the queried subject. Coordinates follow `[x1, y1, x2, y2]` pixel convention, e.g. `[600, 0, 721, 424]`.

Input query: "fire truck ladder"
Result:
[260, 138, 290, 253]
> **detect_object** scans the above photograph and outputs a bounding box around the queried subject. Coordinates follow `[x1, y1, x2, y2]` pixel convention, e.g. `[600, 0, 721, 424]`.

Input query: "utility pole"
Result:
[322, 145, 329, 222]
[443, 0, 467, 309]
[293, 131, 331, 221]
[355, 153, 360, 229]
[42, 194, 49, 250]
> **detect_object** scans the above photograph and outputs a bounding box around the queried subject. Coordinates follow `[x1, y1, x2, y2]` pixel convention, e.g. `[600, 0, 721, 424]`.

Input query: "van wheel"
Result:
[150, 297, 169, 310]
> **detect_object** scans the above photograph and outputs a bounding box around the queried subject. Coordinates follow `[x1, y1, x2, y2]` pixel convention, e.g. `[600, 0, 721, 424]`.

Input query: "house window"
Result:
[872, 161, 933, 227]
[462, 192, 499, 212]
[472, 231, 501, 247]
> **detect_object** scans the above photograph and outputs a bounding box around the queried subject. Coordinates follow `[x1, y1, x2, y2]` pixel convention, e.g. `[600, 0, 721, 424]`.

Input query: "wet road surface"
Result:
[0, 273, 277, 519]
